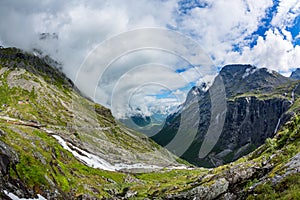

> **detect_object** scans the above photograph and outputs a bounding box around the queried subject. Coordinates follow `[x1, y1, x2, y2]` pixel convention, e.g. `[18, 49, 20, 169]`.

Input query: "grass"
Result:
[247, 174, 300, 200]
[131, 168, 208, 198]
[230, 81, 300, 101]
[3, 47, 300, 199]
[1, 110, 210, 198]
[0, 121, 211, 199]
[0, 124, 127, 198]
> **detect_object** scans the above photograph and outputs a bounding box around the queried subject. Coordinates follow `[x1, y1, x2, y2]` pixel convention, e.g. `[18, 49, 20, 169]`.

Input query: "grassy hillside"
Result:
[1, 47, 300, 199]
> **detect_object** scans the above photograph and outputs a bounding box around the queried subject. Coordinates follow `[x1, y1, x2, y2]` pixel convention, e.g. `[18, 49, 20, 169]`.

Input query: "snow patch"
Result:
[0, 116, 17, 121]
[41, 127, 54, 134]
[245, 96, 251, 103]
[4, 190, 46, 200]
[274, 118, 281, 134]
[192, 89, 199, 96]
[115, 163, 161, 170]
[266, 68, 274, 74]
[242, 67, 257, 79]
[52, 135, 185, 172]
[52, 135, 116, 171]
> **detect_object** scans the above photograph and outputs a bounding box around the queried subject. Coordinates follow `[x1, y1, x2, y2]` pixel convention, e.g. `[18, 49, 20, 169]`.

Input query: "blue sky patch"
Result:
[287, 15, 300, 46]
[246, 0, 280, 50]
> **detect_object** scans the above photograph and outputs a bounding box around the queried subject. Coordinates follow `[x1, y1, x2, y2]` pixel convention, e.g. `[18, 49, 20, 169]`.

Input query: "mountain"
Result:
[152, 64, 299, 167]
[119, 113, 167, 137]
[130, 115, 152, 127]
[290, 68, 300, 80]
[1, 48, 300, 199]
[0, 47, 186, 199]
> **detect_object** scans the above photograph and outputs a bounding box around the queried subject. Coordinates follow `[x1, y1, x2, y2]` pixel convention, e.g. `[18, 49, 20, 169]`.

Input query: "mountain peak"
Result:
[154, 63, 298, 168]
[219, 64, 290, 98]
[0, 47, 73, 89]
[290, 68, 300, 80]
[220, 64, 254, 73]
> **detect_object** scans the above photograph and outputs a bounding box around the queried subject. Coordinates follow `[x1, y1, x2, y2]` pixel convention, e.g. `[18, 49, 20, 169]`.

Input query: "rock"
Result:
[271, 175, 283, 185]
[285, 152, 300, 169]
[169, 178, 229, 200]
[0, 141, 48, 200]
[124, 190, 137, 198]
[106, 177, 117, 184]
[76, 194, 99, 200]
[224, 163, 257, 185]
[0, 129, 6, 137]
[44, 174, 55, 186]
[0, 140, 19, 175]
[124, 174, 143, 184]
[270, 152, 300, 185]
[153, 64, 292, 167]
[0, 67, 8, 76]
[220, 192, 237, 200]
[33, 151, 47, 165]
[216, 149, 233, 159]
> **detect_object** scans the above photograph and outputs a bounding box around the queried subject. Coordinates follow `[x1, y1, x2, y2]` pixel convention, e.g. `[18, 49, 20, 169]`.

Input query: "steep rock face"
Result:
[290, 68, 300, 80]
[0, 140, 19, 175]
[0, 137, 37, 199]
[153, 64, 296, 167]
[181, 96, 291, 168]
[212, 97, 291, 164]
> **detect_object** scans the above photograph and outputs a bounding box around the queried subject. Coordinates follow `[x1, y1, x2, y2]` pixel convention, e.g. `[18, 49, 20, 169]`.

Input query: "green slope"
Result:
[1, 47, 300, 199]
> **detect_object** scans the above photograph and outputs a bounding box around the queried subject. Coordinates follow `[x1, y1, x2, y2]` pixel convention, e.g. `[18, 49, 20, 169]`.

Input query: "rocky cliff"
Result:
[290, 68, 300, 80]
[152, 64, 299, 167]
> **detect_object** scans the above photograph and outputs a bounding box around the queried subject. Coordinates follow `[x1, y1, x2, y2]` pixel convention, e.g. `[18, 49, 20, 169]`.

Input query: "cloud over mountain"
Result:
[0, 0, 299, 118]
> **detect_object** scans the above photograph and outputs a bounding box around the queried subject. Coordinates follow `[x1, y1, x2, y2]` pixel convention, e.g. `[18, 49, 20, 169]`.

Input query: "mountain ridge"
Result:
[152, 64, 299, 167]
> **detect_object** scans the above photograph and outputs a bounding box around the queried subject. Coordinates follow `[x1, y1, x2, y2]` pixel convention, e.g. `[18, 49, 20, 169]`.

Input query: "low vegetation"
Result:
[1, 48, 300, 199]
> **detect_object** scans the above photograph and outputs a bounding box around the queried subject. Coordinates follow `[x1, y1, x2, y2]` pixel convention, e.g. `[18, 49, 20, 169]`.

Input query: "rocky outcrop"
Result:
[0, 139, 30, 199]
[0, 140, 19, 176]
[168, 178, 229, 200]
[0, 47, 74, 89]
[251, 153, 300, 190]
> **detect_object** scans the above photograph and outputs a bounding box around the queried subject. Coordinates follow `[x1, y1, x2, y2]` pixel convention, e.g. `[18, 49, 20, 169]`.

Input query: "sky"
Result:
[0, 0, 300, 120]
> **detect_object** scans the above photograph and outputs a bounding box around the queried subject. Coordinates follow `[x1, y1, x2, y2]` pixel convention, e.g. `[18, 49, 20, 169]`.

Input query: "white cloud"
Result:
[109, 64, 189, 118]
[1, 0, 300, 118]
[271, 0, 300, 28]
[221, 0, 300, 73]
[0, 0, 177, 79]
[225, 28, 300, 72]
[175, 0, 274, 64]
